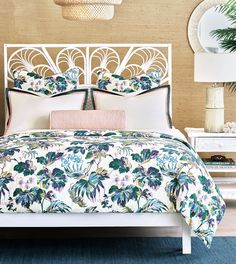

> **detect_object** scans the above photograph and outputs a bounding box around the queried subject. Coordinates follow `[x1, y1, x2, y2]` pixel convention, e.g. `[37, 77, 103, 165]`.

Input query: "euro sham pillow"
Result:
[91, 85, 172, 131]
[13, 67, 79, 95]
[50, 110, 126, 130]
[5, 88, 87, 135]
[97, 69, 162, 94]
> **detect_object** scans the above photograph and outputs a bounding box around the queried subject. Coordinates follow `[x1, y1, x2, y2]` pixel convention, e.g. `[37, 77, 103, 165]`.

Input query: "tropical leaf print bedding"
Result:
[0, 130, 225, 247]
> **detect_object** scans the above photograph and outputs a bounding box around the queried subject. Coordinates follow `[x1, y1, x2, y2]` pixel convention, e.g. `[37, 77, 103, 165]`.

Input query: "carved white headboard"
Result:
[4, 43, 172, 112]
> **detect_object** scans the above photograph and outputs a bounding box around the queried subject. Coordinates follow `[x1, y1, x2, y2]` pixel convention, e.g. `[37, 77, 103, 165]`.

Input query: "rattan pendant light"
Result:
[54, 0, 123, 21]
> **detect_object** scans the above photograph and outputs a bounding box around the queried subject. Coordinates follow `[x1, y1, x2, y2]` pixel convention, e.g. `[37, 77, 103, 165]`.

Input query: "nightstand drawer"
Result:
[195, 138, 236, 152]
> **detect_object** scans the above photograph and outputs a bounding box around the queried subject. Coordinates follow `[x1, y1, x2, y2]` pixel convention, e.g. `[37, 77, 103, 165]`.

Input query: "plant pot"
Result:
[54, 0, 123, 21]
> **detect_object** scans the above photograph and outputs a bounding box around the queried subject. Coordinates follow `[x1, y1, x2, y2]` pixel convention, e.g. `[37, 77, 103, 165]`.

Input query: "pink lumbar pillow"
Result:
[50, 110, 126, 130]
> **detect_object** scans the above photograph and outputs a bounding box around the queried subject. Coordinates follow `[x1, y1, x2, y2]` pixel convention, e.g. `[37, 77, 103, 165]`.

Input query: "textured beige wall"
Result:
[0, 0, 235, 238]
[0, 0, 235, 135]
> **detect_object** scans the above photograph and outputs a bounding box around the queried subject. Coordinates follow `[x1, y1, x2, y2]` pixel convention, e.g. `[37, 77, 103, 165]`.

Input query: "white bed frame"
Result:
[2, 44, 191, 254]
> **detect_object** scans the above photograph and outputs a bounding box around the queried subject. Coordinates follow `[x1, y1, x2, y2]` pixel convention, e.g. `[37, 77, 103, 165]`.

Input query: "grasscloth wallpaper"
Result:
[0, 0, 235, 135]
[0, 1, 235, 239]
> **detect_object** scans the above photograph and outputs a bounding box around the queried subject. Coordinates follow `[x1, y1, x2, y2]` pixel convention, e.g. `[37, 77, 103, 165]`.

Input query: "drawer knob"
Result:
[218, 143, 223, 148]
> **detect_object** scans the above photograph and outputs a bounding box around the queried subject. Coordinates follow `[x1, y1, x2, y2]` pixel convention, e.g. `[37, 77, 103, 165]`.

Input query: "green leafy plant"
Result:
[211, 0, 236, 52]
[211, 0, 236, 92]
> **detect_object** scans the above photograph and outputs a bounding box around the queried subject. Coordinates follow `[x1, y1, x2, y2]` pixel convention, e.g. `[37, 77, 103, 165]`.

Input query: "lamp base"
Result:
[205, 108, 224, 133]
[204, 86, 224, 133]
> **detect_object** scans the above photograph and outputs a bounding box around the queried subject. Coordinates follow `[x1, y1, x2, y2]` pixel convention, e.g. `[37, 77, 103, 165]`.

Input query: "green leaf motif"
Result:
[66, 144, 86, 154]
[13, 187, 44, 209]
[103, 132, 117, 137]
[131, 149, 158, 163]
[85, 151, 93, 159]
[0, 174, 14, 201]
[133, 166, 162, 189]
[27, 72, 41, 79]
[189, 193, 209, 221]
[14, 161, 34, 176]
[45, 200, 71, 213]
[85, 206, 98, 213]
[37, 168, 67, 191]
[166, 172, 195, 201]
[36, 157, 47, 165]
[36, 152, 63, 165]
[111, 74, 125, 80]
[198, 176, 212, 194]
[1, 148, 20, 157]
[69, 170, 109, 201]
[88, 143, 113, 153]
[109, 158, 131, 173]
[141, 198, 168, 213]
[109, 185, 139, 207]
[131, 154, 143, 163]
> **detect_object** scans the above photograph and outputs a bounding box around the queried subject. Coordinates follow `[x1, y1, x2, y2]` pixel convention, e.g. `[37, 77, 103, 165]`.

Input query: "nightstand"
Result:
[185, 128, 236, 200]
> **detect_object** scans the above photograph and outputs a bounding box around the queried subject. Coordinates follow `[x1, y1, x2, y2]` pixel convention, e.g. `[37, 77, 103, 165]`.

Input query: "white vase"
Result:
[54, 0, 123, 20]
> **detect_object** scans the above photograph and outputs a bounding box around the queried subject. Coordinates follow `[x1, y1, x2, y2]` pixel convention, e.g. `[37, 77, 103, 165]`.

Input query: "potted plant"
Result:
[211, 0, 236, 92]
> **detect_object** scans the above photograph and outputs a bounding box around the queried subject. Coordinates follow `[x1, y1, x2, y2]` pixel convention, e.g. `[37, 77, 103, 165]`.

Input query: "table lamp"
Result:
[194, 53, 236, 133]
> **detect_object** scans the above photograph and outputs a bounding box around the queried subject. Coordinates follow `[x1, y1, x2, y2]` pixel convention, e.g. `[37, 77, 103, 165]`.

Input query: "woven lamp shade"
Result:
[54, 0, 123, 21]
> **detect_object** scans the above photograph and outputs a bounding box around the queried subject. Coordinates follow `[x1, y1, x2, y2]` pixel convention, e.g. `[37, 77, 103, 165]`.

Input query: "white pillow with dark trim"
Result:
[5, 88, 88, 135]
[91, 85, 172, 131]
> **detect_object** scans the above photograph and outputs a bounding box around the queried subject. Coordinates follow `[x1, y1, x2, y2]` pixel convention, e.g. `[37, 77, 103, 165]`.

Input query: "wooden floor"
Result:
[216, 200, 236, 236]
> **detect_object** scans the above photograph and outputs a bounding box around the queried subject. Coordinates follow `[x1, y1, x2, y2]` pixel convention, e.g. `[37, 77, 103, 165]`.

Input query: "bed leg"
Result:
[182, 220, 191, 254]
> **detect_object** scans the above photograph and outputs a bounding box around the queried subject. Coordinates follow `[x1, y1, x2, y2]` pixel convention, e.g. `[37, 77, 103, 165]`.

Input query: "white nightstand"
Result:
[185, 128, 236, 200]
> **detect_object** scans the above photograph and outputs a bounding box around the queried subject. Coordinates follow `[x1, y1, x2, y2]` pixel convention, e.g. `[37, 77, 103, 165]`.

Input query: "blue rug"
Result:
[0, 237, 235, 264]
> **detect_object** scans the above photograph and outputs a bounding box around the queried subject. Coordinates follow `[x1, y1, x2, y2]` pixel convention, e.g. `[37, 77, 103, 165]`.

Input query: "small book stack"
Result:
[202, 157, 236, 169]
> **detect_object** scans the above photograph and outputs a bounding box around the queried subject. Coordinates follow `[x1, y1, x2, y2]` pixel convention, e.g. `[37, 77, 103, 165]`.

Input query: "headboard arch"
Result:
[89, 47, 121, 82]
[4, 43, 172, 114]
[56, 47, 86, 80]
[5, 43, 172, 85]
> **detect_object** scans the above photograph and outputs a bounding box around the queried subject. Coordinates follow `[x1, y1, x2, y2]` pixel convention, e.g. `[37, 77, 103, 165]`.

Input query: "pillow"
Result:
[5, 88, 88, 135]
[97, 69, 162, 94]
[13, 67, 79, 95]
[91, 86, 172, 131]
[50, 110, 126, 130]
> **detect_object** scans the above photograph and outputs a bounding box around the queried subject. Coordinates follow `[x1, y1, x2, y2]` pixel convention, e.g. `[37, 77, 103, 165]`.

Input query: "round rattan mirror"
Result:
[188, 0, 230, 52]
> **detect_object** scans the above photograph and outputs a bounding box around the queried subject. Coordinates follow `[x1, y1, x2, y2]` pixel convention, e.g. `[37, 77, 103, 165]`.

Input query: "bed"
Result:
[0, 44, 226, 255]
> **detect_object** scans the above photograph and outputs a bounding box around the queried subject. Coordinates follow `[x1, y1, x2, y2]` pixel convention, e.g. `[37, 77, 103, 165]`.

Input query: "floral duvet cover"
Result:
[0, 130, 225, 247]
